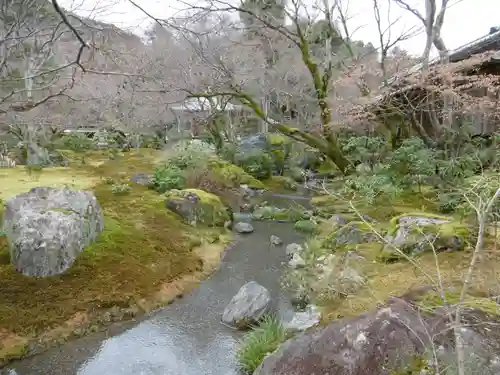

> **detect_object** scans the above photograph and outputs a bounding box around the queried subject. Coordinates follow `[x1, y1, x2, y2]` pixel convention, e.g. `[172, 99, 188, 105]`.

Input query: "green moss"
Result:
[415, 290, 500, 316]
[388, 212, 454, 236]
[322, 220, 381, 250]
[262, 176, 297, 192]
[208, 159, 265, 189]
[0, 342, 29, 363]
[0, 152, 223, 339]
[380, 213, 471, 261]
[0, 200, 8, 265]
[317, 159, 338, 176]
[293, 220, 318, 234]
[294, 220, 318, 234]
[46, 208, 75, 215]
[253, 206, 308, 222]
[165, 188, 230, 226]
[311, 195, 347, 217]
[266, 133, 290, 146]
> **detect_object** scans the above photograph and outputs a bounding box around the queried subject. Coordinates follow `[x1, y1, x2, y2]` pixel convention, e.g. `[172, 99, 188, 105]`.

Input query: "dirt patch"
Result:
[0, 330, 28, 364]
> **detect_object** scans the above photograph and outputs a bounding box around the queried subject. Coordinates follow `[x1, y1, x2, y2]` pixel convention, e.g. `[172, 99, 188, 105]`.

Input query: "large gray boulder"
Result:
[2, 187, 104, 277]
[222, 281, 271, 329]
[254, 288, 500, 375]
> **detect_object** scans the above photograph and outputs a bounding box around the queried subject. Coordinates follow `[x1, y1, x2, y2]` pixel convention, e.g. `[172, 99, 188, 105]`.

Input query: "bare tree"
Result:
[371, 0, 419, 84]
[392, 0, 451, 67]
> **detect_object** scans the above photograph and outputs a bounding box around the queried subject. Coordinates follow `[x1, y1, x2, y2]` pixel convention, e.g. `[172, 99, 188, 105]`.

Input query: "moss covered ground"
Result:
[0, 149, 230, 363]
[312, 191, 500, 323]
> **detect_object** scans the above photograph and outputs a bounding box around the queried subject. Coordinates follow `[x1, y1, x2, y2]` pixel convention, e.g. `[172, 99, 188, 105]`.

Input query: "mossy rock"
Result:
[288, 167, 306, 183]
[379, 213, 471, 262]
[294, 220, 318, 234]
[323, 220, 379, 250]
[262, 176, 298, 192]
[165, 188, 230, 227]
[208, 159, 265, 189]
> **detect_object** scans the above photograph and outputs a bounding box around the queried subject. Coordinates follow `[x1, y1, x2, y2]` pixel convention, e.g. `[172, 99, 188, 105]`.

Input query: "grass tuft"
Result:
[236, 315, 289, 374]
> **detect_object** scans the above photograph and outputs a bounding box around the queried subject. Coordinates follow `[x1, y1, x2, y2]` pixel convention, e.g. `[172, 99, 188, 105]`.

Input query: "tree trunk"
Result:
[275, 123, 351, 174]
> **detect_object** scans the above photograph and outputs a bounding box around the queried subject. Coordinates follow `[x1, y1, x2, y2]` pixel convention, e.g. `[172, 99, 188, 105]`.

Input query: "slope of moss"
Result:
[0, 149, 229, 363]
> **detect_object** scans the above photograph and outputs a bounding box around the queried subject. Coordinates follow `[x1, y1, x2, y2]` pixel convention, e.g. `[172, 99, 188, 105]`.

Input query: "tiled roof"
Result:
[383, 29, 500, 88]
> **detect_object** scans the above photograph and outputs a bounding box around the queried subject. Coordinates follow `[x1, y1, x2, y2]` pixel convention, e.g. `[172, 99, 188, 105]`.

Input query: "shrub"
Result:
[387, 137, 437, 189]
[294, 219, 318, 234]
[57, 133, 95, 152]
[152, 165, 185, 193]
[218, 143, 237, 163]
[342, 135, 387, 170]
[168, 149, 209, 170]
[141, 134, 163, 149]
[236, 315, 288, 374]
[235, 152, 273, 180]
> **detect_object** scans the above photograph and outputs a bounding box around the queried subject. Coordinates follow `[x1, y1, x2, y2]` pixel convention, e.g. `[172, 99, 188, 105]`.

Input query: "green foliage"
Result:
[57, 133, 96, 152]
[168, 148, 210, 170]
[140, 134, 164, 149]
[152, 165, 185, 193]
[252, 205, 308, 222]
[342, 136, 387, 170]
[387, 138, 437, 188]
[330, 132, 500, 215]
[236, 315, 288, 374]
[235, 151, 273, 180]
[218, 143, 237, 163]
[294, 219, 318, 234]
[208, 159, 265, 189]
[344, 167, 400, 203]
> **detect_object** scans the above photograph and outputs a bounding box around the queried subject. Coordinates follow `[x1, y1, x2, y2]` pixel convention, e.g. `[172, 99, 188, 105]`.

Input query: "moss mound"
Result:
[262, 176, 297, 192]
[208, 159, 264, 189]
[165, 188, 230, 226]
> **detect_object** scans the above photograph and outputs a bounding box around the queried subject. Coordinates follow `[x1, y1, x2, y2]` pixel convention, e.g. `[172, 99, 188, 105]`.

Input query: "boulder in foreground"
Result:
[2, 187, 104, 277]
[222, 281, 271, 329]
[254, 288, 500, 375]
